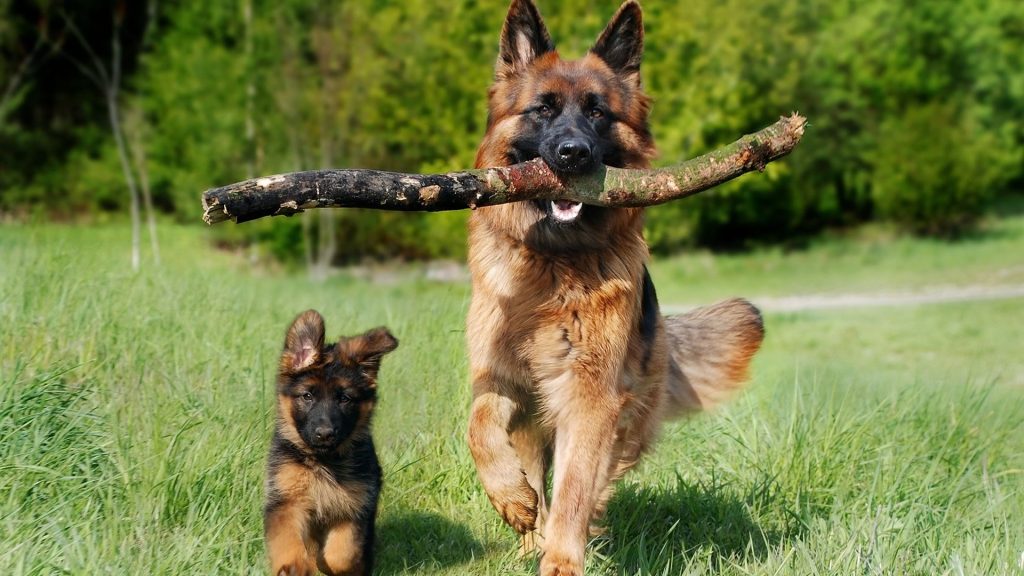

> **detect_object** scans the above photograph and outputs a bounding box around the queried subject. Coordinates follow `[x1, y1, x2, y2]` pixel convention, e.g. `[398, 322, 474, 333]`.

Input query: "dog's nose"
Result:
[314, 426, 335, 443]
[557, 139, 592, 165]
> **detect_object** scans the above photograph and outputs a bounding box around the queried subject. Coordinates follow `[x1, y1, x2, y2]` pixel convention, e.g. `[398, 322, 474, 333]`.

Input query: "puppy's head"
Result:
[276, 310, 398, 456]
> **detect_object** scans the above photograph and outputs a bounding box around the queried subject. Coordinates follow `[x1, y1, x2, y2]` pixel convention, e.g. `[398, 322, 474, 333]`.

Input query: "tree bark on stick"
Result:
[202, 113, 806, 225]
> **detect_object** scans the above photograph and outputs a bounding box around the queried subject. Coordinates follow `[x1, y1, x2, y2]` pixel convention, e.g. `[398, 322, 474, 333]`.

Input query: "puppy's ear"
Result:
[280, 310, 325, 374]
[496, 0, 555, 79]
[590, 1, 644, 85]
[337, 327, 398, 386]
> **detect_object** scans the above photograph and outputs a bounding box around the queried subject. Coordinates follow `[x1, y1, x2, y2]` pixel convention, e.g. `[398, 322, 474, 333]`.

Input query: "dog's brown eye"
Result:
[588, 107, 604, 119]
[338, 394, 351, 404]
[536, 104, 553, 117]
[300, 392, 313, 402]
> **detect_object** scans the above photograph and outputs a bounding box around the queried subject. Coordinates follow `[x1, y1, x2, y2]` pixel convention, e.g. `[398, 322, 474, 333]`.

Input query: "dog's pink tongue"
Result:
[550, 199, 583, 222]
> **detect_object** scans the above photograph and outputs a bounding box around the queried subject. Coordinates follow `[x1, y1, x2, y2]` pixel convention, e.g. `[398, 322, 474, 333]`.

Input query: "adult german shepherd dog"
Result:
[466, 1, 765, 574]
[264, 310, 398, 576]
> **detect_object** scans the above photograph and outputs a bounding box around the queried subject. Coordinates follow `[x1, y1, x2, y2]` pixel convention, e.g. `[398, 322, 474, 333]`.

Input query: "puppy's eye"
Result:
[338, 393, 352, 405]
[588, 107, 605, 120]
[299, 391, 313, 402]
[536, 104, 553, 118]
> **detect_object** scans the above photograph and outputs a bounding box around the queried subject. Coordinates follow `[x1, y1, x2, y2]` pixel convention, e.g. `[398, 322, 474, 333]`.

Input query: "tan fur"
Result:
[271, 461, 374, 523]
[662, 298, 766, 415]
[318, 522, 365, 576]
[266, 496, 317, 576]
[266, 459, 377, 576]
[276, 397, 308, 454]
[466, 2, 764, 575]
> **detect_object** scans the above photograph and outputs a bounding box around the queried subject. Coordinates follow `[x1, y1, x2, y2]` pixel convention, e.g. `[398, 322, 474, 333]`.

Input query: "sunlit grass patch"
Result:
[1, 222, 1021, 574]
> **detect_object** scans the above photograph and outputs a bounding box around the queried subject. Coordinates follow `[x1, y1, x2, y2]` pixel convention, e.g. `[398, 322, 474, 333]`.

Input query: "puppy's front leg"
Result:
[468, 388, 539, 534]
[318, 521, 368, 576]
[265, 502, 316, 576]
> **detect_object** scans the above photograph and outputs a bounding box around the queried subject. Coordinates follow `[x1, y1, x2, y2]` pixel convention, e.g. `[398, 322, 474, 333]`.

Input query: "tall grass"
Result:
[1, 223, 1021, 575]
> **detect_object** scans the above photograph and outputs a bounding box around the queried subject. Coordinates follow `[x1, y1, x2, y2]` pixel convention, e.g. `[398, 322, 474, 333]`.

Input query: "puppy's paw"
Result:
[487, 474, 538, 534]
[275, 562, 316, 576]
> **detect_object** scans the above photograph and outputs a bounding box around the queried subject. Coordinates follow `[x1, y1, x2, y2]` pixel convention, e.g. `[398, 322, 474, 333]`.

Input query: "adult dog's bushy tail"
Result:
[661, 298, 765, 416]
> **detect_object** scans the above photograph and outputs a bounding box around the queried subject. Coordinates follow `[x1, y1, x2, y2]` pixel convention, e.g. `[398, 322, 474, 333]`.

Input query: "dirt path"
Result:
[662, 283, 1024, 314]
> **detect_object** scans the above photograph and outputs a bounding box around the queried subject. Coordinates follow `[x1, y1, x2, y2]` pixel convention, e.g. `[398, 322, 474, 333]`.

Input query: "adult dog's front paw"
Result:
[540, 553, 583, 576]
[487, 474, 538, 534]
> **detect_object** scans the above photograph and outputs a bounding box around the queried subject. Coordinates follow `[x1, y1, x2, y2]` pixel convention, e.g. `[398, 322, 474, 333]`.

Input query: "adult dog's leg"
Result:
[468, 389, 539, 535]
[589, 407, 658, 534]
[510, 421, 550, 555]
[540, 391, 620, 576]
[591, 374, 665, 532]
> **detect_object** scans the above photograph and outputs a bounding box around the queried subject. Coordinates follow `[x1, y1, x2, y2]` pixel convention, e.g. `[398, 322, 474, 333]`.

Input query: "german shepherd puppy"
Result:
[466, 1, 765, 574]
[265, 310, 398, 576]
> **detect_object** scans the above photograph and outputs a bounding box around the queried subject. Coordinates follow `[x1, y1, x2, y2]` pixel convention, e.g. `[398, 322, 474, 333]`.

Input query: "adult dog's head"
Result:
[474, 0, 657, 253]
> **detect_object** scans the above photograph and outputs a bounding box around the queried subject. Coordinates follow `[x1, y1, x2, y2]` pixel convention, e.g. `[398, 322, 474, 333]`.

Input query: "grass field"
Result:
[1, 219, 1022, 575]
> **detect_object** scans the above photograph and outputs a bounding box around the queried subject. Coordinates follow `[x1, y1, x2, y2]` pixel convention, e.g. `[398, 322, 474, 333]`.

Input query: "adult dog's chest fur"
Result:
[467, 221, 653, 394]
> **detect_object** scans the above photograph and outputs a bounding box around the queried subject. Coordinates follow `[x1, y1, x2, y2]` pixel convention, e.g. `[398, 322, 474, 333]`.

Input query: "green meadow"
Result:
[1, 219, 1022, 575]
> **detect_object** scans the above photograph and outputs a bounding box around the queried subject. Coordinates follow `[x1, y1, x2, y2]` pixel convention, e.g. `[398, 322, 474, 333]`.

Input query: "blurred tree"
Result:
[1, 0, 1021, 261]
[869, 103, 1016, 235]
[58, 2, 148, 269]
[0, 1, 55, 127]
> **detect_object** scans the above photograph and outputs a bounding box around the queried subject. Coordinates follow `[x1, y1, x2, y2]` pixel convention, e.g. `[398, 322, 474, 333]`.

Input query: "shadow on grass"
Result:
[600, 477, 790, 572]
[376, 511, 483, 573]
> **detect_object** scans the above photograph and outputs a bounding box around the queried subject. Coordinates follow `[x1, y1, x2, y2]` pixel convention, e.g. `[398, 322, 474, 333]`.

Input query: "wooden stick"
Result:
[202, 113, 806, 225]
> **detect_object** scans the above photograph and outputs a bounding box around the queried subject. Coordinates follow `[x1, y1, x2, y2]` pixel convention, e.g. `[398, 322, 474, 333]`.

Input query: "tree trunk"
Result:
[107, 90, 141, 271]
[127, 110, 161, 266]
[56, 7, 150, 270]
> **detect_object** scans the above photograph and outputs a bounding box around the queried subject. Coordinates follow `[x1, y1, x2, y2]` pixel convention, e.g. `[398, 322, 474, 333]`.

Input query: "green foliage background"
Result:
[1, 0, 1022, 259]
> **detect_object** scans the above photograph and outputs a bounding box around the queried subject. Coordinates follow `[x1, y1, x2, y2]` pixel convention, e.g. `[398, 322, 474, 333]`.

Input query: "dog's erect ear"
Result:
[337, 327, 398, 385]
[590, 1, 644, 85]
[280, 310, 325, 374]
[496, 0, 555, 79]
